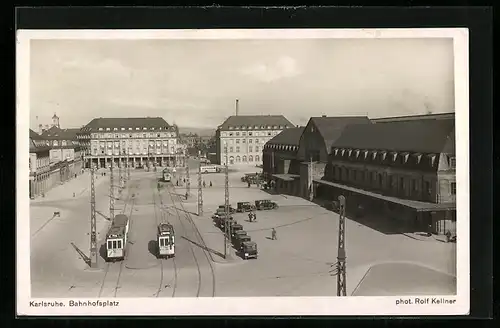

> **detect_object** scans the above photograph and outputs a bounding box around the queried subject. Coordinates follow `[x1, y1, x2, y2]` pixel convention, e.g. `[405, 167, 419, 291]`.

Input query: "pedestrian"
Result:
[271, 228, 277, 240]
[248, 212, 253, 222]
[185, 191, 189, 200]
[176, 180, 179, 186]
[203, 181, 206, 188]
[247, 181, 251, 188]
[183, 178, 186, 184]
[209, 181, 212, 187]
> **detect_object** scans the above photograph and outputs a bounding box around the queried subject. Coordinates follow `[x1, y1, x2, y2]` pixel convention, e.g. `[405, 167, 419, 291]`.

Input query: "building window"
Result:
[249, 139, 252, 143]
[230, 147, 234, 152]
[451, 182, 456, 195]
[255, 155, 260, 162]
[236, 156, 241, 162]
[242, 132, 246, 136]
[268, 132, 272, 136]
[236, 146, 240, 152]
[399, 177, 405, 192]
[249, 155, 253, 162]
[249, 146, 253, 152]
[236, 132, 240, 136]
[255, 146, 259, 152]
[236, 139, 240, 144]
[242, 155, 247, 162]
[242, 139, 246, 143]
[255, 139, 259, 143]
[450, 157, 456, 169]
[424, 181, 431, 194]
[229, 132, 233, 136]
[248, 132, 253, 136]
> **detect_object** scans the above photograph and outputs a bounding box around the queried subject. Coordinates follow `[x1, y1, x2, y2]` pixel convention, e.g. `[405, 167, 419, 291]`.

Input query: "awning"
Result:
[272, 174, 300, 181]
[313, 179, 456, 212]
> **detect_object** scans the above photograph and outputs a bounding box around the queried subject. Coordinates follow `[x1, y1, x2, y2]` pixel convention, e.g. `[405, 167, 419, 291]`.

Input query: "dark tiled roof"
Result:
[81, 117, 172, 132]
[29, 129, 43, 140]
[267, 127, 305, 146]
[218, 115, 294, 130]
[41, 126, 80, 140]
[309, 116, 372, 150]
[371, 112, 455, 123]
[331, 118, 455, 154]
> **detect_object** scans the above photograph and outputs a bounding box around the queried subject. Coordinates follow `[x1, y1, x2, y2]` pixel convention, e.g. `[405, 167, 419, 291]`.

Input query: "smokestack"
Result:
[235, 99, 239, 116]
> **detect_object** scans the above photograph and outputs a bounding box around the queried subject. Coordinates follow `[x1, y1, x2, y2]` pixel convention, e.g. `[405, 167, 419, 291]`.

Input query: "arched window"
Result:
[255, 155, 260, 162]
[249, 155, 253, 162]
[242, 155, 247, 162]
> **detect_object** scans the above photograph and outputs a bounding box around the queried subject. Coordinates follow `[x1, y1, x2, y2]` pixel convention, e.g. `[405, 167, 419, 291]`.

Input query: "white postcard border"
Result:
[16, 28, 470, 316]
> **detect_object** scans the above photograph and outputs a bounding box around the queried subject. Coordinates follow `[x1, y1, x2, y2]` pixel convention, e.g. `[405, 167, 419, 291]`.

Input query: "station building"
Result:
[79, 117, 185, 169]
[262, 126, 304, 194]
[215, 115, 294, 166]
[315, 116, 456, 235]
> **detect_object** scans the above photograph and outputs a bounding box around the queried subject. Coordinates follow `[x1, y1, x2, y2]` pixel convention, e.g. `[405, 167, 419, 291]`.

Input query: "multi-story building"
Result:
[29, 129, 51, 198]
[215, 115, 294, 166]
[180, 133, 200, 148]
[316, 116, 456, 235]
[80, 117, 185, 169]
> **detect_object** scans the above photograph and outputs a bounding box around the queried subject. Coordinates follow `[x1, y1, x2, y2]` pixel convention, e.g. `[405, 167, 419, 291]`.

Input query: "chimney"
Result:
[235, 99, 239, 116]
[322, 114, 327, 117]
[38, 124, 43, 134]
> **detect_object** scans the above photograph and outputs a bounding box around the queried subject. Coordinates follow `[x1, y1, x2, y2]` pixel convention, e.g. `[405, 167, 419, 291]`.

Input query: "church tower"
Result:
[52, 113, 60, 128]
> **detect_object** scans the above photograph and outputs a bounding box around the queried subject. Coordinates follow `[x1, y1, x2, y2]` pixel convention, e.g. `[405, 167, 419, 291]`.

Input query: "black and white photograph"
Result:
[17, 28, 469, 316]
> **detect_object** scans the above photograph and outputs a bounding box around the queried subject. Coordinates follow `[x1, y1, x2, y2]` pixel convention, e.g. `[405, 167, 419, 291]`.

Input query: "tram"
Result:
[105, 214, 129, 262]
[162, 168, 172, 182]
[157, 223, 175, 258]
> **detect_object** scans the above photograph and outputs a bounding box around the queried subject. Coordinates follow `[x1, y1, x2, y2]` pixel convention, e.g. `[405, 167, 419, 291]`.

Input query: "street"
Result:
[30, 161, 456, 297]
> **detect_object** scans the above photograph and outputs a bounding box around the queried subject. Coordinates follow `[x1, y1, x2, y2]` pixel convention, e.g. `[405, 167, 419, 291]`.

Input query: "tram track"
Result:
[152, 180, 178, 298]
[97, 178, 136, 299]
[164, 183, 215, 297]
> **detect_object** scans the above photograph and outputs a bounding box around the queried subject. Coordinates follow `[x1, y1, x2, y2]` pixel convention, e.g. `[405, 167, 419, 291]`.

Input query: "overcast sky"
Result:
[29, 37, 454, 130]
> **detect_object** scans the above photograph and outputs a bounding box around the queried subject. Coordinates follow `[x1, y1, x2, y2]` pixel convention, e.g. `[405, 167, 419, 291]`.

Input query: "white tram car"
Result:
[157, 223, 175, 258]
[105, 214, 130, 262]
[162, 168, 172, 182]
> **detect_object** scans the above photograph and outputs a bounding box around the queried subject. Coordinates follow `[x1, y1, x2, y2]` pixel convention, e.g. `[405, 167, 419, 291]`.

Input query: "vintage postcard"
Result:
[17, 28, 469, 316]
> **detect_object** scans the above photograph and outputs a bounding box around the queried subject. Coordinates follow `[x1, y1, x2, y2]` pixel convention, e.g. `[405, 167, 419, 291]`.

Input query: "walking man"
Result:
[203, 180, 206, 188]
[271, 228, 277, 240]
[209, 181, 212, 187]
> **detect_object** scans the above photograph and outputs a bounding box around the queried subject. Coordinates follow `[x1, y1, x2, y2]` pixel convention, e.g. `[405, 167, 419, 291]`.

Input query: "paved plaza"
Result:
[29, 162, 456, 298]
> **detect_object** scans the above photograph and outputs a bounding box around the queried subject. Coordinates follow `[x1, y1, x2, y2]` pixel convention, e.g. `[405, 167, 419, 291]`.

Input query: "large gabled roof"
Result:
[218, 115, 294, 130]
[307, 116, 372, 150]
[267, 126, 305, 146]
[81, 117, 172, 132]
[41, 126, 80, 140]
[331, 118, 455, 155]
[30, 129, 43, 140]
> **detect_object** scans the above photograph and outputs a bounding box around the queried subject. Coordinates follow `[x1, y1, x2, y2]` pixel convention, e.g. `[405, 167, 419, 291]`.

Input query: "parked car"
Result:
[254, 199, 278, 210]
[217, 205, 236, 214]
[236, 202, 256, 212]
[240, 241, 258, 260]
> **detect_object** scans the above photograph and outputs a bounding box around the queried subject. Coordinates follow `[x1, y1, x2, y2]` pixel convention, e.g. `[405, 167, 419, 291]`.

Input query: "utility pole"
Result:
[308, 155, 314, 201]
[109, 155, 115, 221]
[224, 143, 230, 259]
[127, 148, 130, 181]
[197, 163, 203, 216]
[89, 167, 98, 268]
[337, 195, 347, 296]
[118, 147, 123, 192]
[186, 164, 190, 198]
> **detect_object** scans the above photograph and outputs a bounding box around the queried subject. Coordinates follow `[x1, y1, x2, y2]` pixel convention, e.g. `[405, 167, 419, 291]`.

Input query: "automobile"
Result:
[230, 224, 244, 237]
[235, 235, 252, 250]
[232, 230, 248, 244]
[217, 216, 236, 230]
[236, 202, 256, 213]
[217, 205, 236, 214]
[254, 199, 279, 210]
[240, 241, 258, 260]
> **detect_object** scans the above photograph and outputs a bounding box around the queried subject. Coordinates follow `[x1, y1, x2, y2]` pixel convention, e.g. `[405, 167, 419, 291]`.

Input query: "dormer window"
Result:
[255, 125, 259, 129]
[392, 152, 398, 162]
[372, 151, 378, 160]
[143, 127, 147, 130]
[279, 125, 283, 129]
[113, 128, 118, 131]
[106, 128, 110, 131]
[403, 153, 409, 163]
[355, 150, 361, 158]
[135, 127, 140, 130]
[381, 151, 387, 161]
[128, 128, 132, 130]
[121, 128, 125, 131]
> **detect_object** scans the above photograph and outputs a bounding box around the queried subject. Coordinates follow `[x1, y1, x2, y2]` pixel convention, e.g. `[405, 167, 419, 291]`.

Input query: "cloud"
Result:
[241, 56, 301, 83]
[62, 57, 130, 77]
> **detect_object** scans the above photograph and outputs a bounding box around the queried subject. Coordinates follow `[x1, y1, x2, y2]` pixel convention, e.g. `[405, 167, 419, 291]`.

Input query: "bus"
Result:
[162, 168, 172, 182]
[200, 165, 220, 174]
